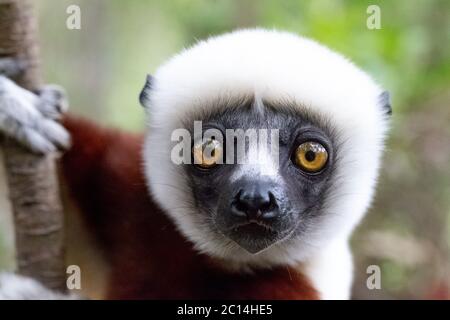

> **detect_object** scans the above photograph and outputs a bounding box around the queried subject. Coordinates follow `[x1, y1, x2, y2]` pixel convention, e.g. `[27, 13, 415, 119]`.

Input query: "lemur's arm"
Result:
[0, 58, 75, 299]
[0, 59, 146, 299]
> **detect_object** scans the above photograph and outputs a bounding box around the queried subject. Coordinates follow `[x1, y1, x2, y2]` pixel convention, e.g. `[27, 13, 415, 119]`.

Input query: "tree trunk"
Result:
[0, 0, 66, 292]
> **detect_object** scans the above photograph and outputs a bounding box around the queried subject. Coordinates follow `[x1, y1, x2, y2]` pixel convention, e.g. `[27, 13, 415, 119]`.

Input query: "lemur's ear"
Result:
[139, 74, 153, 108]
[379, 91, 392, 116]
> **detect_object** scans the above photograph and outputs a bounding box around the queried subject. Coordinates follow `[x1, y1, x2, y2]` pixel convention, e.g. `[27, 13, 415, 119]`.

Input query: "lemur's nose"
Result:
[231, 182, 279, 221]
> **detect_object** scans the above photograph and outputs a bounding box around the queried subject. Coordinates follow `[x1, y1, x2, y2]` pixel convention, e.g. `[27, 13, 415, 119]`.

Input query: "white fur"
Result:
[0, 75, 70, 154]
[230, 130, 280, 180]
[143, 29, 389, 299]
[0, 273, 78, 300]
[304, 237, 354, 299]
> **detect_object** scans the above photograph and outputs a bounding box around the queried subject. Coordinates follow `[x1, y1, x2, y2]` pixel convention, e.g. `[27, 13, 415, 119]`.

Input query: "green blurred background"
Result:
[0, 0, 449, 299]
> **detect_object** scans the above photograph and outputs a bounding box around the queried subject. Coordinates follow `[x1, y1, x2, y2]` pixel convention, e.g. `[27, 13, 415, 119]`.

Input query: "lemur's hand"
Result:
[0, 273, 80, 300]
[0, 62, 70, 154]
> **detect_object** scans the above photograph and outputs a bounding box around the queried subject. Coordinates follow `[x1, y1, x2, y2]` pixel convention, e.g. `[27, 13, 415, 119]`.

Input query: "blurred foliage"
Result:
[0, 0, 448, 299]
[35, 0, 450, 131]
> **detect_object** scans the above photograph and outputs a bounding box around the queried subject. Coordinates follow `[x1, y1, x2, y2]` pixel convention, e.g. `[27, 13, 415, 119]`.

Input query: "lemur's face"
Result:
[143, 29, 390, 266]
[182, 103, 335, 254]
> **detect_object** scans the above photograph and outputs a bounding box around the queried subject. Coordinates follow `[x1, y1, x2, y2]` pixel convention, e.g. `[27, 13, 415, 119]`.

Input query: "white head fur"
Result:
[142, 29, 389, 269]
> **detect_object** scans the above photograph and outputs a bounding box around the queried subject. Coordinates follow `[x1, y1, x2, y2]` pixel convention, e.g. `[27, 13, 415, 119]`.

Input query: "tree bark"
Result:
[0, 0, 66, 292]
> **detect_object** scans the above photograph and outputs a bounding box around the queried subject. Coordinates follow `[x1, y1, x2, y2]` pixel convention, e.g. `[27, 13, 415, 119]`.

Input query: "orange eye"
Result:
[192, 138, 223, 169]
[294, 141, 328, 173]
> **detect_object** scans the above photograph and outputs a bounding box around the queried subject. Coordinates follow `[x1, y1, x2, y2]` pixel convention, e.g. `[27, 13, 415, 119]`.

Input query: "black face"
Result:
[183, 100, 337, 254]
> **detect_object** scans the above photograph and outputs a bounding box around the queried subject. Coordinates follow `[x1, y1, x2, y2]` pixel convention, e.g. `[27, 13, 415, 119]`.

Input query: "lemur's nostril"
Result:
[231, 185, 279, 221]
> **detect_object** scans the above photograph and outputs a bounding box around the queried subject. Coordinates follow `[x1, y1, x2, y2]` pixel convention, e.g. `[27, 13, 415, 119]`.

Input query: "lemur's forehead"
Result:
[149, 29, 385, 136]
[180, 97, 336, 144]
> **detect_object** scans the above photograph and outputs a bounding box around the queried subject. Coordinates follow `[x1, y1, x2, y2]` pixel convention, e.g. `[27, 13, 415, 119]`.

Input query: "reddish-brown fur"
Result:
[61, 115, 319, 299]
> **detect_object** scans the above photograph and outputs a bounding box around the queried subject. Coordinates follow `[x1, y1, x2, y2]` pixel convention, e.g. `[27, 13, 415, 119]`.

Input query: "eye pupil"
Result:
[305, 150, 316, 162]
[293, 141, 328, 173]
[193, 138, 223, 169]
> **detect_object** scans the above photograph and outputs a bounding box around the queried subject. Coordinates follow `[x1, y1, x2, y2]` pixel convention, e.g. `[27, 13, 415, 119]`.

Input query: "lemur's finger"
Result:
[18, 128, 57, 154]
[37, 118, 71, 150]
[4, 118, 68, 154]
[36, 84, 69, 119]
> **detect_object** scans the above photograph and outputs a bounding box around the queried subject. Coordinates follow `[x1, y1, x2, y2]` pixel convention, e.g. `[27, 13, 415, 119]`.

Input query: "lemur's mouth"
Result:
[224, 221, 282, 254]
[231, 219, 275, 232]
[235, 221, 275, 234]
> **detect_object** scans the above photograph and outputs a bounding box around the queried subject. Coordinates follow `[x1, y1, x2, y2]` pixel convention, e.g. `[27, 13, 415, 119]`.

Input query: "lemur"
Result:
[0, 29, 391, 300]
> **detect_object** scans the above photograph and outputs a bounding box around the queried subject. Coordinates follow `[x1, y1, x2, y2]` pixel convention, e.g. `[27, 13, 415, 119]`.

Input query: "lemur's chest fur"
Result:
[61, 115, 318, 300]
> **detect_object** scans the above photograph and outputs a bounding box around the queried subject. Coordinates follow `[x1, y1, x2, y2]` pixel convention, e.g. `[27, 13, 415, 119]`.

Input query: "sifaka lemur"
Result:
[0, 29, 391, 300]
